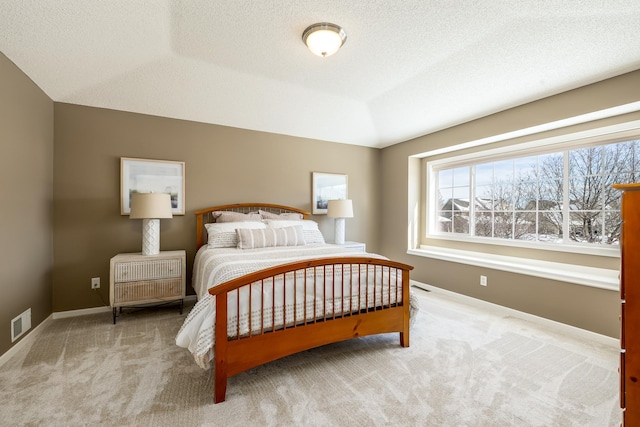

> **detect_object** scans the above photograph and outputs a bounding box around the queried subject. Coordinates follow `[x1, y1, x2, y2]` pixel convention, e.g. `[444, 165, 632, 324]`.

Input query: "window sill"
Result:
[426, 233, 619, 258]
[407, 246, 619, 291]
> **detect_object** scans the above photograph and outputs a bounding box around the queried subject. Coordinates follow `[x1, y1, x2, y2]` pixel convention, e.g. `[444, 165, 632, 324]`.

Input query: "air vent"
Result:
[11, 308, 31, 342]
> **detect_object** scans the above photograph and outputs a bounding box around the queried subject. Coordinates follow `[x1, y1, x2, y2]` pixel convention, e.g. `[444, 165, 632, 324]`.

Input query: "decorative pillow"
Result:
[302, 230, 326, 244]
[259, 209, 304, 220]
[212, 211, 262, 223]
[206, 221, 266, 248]
[264, 219, 326, 244]
[236, 226, 306, 249]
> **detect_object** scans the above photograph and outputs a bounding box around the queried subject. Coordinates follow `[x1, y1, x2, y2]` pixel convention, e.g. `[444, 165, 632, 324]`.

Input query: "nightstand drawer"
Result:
[113, 258, 182, 282]
[113, 278, 183, 305]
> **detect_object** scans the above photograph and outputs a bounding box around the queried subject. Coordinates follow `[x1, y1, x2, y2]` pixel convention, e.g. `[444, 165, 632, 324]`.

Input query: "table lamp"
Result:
[327, 199, 353, 245]
[129, 192, 173, 256]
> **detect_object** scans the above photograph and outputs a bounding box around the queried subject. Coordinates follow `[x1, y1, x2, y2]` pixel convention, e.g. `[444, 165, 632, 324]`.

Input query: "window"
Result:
[430, 138, 640, 249]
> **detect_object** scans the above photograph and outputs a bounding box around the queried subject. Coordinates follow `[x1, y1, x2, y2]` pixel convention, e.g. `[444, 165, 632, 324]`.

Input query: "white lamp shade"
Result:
[327, 199, 353, 218]
[130, 193, 173, 219]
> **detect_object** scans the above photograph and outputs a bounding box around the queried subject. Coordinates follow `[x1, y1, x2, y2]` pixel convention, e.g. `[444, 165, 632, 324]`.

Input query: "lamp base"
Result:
[334, 218, 346, 245]
[141, 218, 160, 256]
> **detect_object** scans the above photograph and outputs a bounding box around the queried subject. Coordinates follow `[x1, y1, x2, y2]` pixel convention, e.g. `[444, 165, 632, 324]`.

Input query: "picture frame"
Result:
[312, 172, 348, 214]
[121, 157, 185, 215]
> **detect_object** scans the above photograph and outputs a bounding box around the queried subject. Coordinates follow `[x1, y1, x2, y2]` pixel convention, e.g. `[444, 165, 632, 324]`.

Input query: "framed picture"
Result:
[312, 172, 348, 214]
[121, 157, 185, 215]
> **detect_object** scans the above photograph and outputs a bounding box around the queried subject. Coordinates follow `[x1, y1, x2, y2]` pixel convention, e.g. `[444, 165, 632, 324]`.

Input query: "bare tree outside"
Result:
[435, 139, 640, 246]
[564, 141, 638, 244]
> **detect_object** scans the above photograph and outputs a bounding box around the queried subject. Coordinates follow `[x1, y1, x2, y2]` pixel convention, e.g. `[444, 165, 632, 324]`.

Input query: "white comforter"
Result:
[176, 243, 385, 369]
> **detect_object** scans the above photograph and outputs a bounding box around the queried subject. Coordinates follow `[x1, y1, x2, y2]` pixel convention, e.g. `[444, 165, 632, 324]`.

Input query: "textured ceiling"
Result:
[1, 1, 640, 148]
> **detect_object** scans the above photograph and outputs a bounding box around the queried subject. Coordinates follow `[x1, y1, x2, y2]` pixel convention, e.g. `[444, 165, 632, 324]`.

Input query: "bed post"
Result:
[400, 268, 410, 347]
[214, 295, 229, 403]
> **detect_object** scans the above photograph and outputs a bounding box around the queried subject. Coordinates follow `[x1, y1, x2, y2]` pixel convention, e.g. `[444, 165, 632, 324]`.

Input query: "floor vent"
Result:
[11, 308, 31, 342]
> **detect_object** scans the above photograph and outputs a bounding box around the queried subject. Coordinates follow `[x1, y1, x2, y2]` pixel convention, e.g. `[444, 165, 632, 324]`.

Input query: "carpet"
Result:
[0, 288, 621, 426]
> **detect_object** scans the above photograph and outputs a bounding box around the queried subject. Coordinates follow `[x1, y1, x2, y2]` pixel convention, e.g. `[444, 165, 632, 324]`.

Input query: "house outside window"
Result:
[430, 138, 640, 251]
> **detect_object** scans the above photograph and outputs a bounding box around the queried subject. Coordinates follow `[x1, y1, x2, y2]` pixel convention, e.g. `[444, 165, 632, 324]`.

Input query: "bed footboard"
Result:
[208, 256, 413, 403]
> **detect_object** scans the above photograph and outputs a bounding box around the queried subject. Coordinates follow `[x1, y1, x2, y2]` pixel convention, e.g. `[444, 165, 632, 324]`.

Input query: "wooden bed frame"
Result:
[193, 203, 414, 403]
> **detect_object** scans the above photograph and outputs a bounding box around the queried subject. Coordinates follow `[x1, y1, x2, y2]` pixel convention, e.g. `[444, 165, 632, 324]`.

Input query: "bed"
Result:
[176, 203, 414, 403]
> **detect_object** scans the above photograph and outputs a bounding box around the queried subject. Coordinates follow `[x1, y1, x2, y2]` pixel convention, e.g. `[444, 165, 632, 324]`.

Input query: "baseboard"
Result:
[51, 295, 198, 320]
[52, 306, 112, 319]
[0, 314, 52, 369]
[411, 280, 619, 348]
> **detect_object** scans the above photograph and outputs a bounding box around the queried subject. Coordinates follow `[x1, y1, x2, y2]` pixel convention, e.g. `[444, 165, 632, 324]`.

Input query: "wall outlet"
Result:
[91, 277, 100, 289]
[480, 275, 488, 286]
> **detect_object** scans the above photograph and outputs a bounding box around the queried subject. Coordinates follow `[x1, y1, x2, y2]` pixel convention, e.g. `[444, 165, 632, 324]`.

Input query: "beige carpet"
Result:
[0, 288, 621, 426]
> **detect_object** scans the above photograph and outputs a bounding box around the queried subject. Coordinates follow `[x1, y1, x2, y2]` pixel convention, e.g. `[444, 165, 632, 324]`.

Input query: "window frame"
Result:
[425, 122, 640, 258]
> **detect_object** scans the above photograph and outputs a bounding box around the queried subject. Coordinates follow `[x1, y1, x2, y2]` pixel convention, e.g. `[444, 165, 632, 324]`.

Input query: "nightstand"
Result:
[333, 241, 366, 252]
[109, 250, 186, 324]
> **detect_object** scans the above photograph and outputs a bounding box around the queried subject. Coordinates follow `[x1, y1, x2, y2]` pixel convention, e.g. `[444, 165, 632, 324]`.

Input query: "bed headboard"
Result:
[194, 203, 311, 250]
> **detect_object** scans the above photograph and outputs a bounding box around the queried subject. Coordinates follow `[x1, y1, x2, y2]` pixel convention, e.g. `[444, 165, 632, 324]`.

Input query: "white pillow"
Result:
[264, 219, 317, 230]
[236, 226, 306, 249]
[206, 221, 266, 248]
[264, 219, 325, 244]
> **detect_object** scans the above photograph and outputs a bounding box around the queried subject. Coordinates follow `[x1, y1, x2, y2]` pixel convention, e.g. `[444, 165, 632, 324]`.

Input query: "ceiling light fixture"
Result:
[302, 22, 346, 57]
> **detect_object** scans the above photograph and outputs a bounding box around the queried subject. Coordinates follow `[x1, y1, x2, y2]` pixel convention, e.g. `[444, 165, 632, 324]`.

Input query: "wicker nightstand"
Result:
[109, 250, 186, 324]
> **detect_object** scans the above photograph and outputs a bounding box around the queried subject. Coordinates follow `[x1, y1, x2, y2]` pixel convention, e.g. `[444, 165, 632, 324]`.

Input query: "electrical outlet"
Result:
[91, 277, 100, 289]
[480, 275, 488, 286]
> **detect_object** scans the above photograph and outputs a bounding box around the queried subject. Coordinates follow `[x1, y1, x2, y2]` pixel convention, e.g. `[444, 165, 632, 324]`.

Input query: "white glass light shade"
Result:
[302, 23, 347, 57]
[130, 193, 172, 256]
[327, 199, 353, 218]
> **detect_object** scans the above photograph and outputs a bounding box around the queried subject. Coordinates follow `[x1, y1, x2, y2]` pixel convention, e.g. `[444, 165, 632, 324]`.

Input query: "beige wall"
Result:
[53, 104, 381, 312]
[381, 70, 640, 338]
[0, 53, 54, 356]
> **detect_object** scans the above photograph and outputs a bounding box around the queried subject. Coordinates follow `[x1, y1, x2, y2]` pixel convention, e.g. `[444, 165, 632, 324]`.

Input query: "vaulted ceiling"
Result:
[2, 1, 640, 148]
